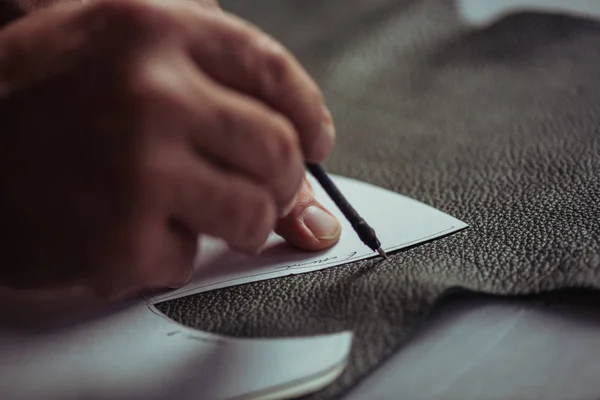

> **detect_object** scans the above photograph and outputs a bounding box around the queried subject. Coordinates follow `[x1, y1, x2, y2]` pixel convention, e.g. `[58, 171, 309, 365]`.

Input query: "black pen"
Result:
[306, 163, 388, 259]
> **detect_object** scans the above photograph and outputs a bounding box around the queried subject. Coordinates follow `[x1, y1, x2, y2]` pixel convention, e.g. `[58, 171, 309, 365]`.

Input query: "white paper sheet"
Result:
[345, 294, 600, 399]
[0, 300, 352, 400]
[148, 174, 468, 304]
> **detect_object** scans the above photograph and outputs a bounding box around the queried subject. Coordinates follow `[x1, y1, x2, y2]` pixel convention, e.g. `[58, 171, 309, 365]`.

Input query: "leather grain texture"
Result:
[148, 0, 600, 398]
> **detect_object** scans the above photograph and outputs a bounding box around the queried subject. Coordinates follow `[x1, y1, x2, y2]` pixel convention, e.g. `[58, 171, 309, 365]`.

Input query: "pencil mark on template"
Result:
[151, 227, 457, 303]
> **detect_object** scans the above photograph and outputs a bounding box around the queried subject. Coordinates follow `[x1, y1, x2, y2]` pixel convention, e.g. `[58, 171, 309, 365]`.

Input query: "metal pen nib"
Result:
[376, 247, 388, 259]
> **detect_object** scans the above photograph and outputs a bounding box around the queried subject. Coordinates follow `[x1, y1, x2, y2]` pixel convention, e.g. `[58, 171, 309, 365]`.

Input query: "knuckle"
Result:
[82, 0, 166, 37]
[219, 23, 256, 60]
[124, 61, 167, 100]
[236, 189, 276, 245]
[120, 61, 184, 125]
[121, 66, 150, 99]
[260, 42, 295, 94]
[114, 68, 156, 125]
[212, 104, 238, 143]
[263, 116, 303, 205]
[266, 115, 300, 172]
[217, 21, 296, 96]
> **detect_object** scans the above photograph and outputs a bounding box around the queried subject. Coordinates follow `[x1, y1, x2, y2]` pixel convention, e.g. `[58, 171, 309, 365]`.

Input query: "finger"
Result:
[171, 152, 277, 254]
[171, 63, 305, 215]
[155, 217, 199, 289]
[185, 0, 221, 11]
[85, 212, 198, 300]
[179, 7, 335, 162]
[275, 177, 341, 251]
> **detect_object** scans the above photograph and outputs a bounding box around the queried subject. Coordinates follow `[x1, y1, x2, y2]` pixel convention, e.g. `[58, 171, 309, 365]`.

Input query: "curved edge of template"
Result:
[456, 0, 600, 27]
[238, 333, 352, 400]
[145, 303, 353, 400]
[251, 359, 348, 400]
[0, 300, 352, 400]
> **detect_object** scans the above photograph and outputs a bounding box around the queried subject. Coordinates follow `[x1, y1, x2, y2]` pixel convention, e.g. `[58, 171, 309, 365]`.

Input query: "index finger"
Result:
[178, 6, 335, 162]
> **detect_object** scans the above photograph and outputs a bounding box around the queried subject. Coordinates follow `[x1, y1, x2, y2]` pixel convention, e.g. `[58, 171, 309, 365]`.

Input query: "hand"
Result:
[0, 0, 340, 310]
[0, 0, 221, 18]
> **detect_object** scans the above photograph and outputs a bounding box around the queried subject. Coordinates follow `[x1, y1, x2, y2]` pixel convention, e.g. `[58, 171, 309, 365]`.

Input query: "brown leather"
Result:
[156, 1, 600, 399]
[2, 0, 599, 398]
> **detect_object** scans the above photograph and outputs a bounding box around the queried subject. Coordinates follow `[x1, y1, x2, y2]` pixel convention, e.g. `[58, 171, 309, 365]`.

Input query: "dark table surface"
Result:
[158, 1, 600, 398]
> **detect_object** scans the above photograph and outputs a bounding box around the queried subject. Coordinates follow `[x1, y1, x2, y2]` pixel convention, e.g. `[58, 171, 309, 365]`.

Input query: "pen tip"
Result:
[376, 247, 388, 259]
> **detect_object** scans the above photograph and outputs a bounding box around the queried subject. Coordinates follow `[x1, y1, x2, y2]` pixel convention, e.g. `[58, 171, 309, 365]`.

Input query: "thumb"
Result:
[275, 177, 341, 251]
